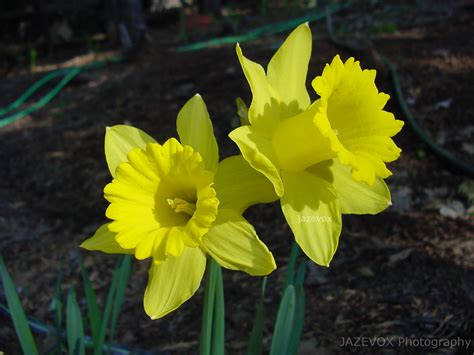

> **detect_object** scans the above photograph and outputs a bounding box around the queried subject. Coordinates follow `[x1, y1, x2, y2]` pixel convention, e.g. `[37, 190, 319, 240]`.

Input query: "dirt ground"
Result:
[1, 1, 473, 354]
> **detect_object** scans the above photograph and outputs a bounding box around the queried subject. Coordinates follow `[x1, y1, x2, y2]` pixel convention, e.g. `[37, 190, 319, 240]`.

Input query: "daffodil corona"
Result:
[105, 138, 219, 263]
[230, 23, 403, 266]
[82, 95, 277, 319]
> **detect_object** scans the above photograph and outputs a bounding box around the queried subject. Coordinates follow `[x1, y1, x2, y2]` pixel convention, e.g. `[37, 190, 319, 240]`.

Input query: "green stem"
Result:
[200, 258, 217, 355]
[211, 261, 225, 355]
[283, 241, 299, 290]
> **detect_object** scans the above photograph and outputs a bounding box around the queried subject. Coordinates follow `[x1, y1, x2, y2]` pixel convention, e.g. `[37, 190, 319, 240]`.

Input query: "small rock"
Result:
[391, 186, 413, 213]
[461, 142, 474, 155]
[439, 200, 465, 219]
[357, 266, 375, 278]
[387, 248, 414, 266]
[433, 98, 452, 109]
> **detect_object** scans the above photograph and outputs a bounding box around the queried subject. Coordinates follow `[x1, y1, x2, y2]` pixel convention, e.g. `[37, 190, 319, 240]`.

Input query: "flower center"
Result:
[104, 138, 219, 264]
[167, 197, 196, 216]
[272, 101, 336, 172]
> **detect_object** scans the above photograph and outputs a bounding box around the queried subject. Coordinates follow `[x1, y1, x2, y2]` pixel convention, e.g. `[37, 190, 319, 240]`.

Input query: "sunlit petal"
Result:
[201, 209, 276, 276]
[177, 94, 219, 172]
[281, 170, 342, 266]
[144, 247, 206, 319]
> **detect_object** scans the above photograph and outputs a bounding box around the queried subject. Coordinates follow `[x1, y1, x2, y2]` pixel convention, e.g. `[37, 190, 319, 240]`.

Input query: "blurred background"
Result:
[1, 0, 473, 353]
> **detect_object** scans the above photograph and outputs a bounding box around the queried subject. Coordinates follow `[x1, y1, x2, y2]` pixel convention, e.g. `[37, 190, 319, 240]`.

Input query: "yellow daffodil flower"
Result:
[230, 23, 404, 266]
[81, 94, 277, 319]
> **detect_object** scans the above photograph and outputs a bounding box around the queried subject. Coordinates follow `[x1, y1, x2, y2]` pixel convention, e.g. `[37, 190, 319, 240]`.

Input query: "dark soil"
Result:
[1, 1, 473, 354]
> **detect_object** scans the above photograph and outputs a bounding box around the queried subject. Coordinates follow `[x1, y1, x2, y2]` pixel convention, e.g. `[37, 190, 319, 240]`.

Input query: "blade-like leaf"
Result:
[0, 255, 38, 355]
[79, 256, 102, 348]
[108, 255, 131, 347]
[66, 288, 85, 355]
[52, 259, 63, 330]
[269, 285, 296, 355]
[287, 261, 307, 354]
[211, 261, 225, 355]
[94, 256, 121, 355]
[246, 277, 267, 355]
[49, 258, 64, 353]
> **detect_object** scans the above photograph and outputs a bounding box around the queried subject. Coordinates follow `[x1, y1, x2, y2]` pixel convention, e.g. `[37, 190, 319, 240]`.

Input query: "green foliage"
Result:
[0, 254, 131, 354]
[29, 49, 37, 71]
[79, 256, 101, 348]
[286, 262, 307, 354]
[94, 255, 132, 355]
[270, 285, 296, 355]
[0, 254, 39, 354]
[270, 254, 307, 355]
[246, 277, 267, 355]
[109, 255, 132, 347]
[369, 22, 397, 34]
[246, 242, 307, 355]
[50, 258, 64, 353]
[200, 258, 225, 355]
[211, 263, 225, 355]
[66, 288, 85, 355]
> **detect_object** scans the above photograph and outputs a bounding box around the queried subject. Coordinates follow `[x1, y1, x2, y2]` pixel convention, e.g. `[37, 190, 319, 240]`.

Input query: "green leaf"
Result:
[211, 261, 225, 355]
[287, 261, 307, 354]
[94, 256, 121, 355]
[0, 255, 38, 355]
[269, 285, 296, 355]
[236, 97, 249, 126]
[66, 288, 85, 355]
[108, 255, 131, 347]
[79, 256, 101, 348]
[50, 259, 64, 353]
[246, 277, 267, 355]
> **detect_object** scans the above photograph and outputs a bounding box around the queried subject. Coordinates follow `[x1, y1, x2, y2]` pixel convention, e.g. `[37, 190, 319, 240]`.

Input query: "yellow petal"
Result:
[177, 94, 219, 172]
[308, 159, 391, 215]
[229, 125, 284, 197]
[281, 170, 342, 266]
[105, 125, 156, 177]
[80, 223, 134, 254]
[200, 209, 276, 276]
[144, 247, 206, 319]
[236, 44, 281, 133]
[214, 155, 278, 214]
[267, 23, 312, 118]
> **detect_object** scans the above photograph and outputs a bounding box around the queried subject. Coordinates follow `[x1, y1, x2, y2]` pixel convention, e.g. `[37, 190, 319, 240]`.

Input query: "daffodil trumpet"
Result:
[81, 94, 277, 320]
[230, 23, 403, 266]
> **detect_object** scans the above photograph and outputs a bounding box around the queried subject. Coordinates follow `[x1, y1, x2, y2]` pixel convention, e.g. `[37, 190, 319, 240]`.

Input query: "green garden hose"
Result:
[175, 3, 473, 176]
[0, 68, 80, 128]
[385, 58, 474, 176]
[0, 69, 70, 117]
[0, 302, 157, 354]
[1, 4, 472, 177]
[0, 56, 121, 129]
[175, 2, 350, 52]
[324, 11, 474, 177]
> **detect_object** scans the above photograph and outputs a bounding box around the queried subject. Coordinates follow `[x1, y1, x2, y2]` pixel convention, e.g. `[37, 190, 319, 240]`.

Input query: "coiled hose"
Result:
[0, 56, 121, 129]
[324, 9, 474, 177]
